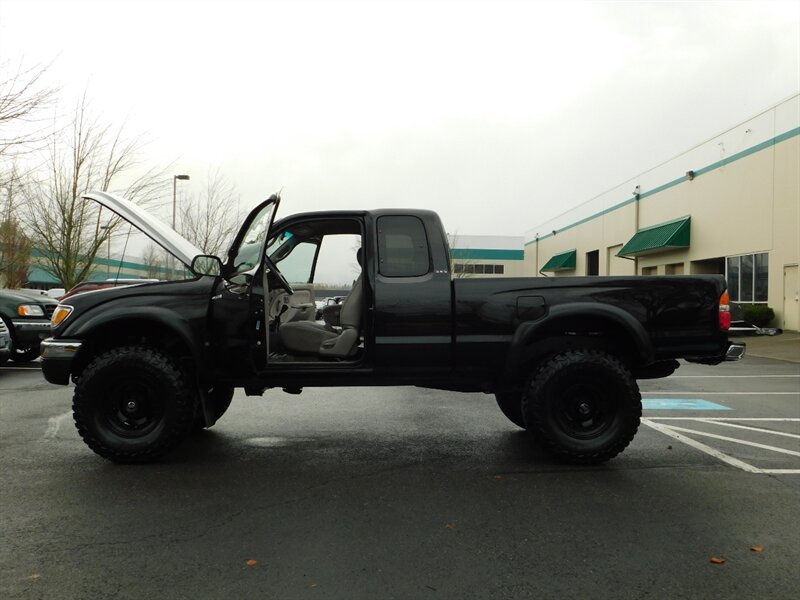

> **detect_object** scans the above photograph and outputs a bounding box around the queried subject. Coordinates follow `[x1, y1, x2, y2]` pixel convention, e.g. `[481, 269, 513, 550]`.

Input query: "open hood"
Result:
[83, 191, 204, 268]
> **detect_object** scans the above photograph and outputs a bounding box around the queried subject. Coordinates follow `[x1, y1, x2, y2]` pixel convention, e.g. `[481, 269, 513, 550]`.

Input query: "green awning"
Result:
[618, 216, 691, 257]
[540, 249, 576, 272]
[26, 266, 61, 284]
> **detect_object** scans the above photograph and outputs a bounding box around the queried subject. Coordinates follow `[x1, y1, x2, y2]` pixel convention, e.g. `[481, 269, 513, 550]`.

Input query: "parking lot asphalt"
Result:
[1, 351, 798, 600]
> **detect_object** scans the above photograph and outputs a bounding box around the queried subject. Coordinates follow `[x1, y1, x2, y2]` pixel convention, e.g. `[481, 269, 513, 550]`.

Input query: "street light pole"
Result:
[99, 224, 111, 278]
[172, 174, 190, 231]
[172, 174, 190, 278]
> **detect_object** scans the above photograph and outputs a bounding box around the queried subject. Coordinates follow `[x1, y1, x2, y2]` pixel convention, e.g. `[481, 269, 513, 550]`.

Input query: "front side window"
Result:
[267, 228, 362, 286]
[377, 216, 430, 277]
[274, 241, 318, 284]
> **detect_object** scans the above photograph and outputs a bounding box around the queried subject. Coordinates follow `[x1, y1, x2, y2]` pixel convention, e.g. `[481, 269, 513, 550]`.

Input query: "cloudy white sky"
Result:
[1, 0, 798, 243]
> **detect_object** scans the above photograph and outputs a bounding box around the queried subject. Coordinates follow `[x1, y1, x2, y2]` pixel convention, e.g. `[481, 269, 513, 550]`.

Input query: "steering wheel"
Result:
[265, 256, 294, 294]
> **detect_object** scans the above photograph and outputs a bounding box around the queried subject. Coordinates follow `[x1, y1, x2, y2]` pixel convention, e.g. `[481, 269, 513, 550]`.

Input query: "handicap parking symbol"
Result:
[643, 399, 731, 411]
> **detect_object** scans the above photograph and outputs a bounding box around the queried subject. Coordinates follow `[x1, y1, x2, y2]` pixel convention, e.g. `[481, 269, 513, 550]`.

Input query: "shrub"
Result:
[742, 305, 774, 327]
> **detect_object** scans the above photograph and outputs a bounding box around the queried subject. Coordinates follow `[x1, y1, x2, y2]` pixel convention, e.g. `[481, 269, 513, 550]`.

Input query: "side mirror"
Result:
[191, 255, 223, 277]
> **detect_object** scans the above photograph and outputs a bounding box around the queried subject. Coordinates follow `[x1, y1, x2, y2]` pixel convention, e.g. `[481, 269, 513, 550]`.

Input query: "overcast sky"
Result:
[1, 0, 798, 243]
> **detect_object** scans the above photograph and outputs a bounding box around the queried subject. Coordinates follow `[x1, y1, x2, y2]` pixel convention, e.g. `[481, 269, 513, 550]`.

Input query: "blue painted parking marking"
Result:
[643, 399, 731, 411]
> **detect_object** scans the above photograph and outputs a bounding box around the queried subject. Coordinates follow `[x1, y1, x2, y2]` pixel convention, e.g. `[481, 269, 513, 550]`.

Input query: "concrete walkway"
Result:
[730, 331, 800, 364]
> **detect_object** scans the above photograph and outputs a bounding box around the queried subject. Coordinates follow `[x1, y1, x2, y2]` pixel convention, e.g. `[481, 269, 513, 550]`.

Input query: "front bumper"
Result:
[12, 320, 53, 347]
[40, 338, 82, 385]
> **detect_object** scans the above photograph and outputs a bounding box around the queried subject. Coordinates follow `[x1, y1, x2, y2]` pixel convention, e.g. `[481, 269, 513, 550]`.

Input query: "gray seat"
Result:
[279, 252, 363, 358]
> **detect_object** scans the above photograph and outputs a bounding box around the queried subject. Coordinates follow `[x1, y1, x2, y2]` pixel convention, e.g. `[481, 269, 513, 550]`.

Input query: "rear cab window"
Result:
[377, 216, 431, 277]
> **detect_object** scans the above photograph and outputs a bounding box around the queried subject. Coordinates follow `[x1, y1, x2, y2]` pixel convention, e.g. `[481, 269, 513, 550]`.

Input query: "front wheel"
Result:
[73, 346, 195, 463]
[522, 350, 641, 465]
[1, 317, 40, 363]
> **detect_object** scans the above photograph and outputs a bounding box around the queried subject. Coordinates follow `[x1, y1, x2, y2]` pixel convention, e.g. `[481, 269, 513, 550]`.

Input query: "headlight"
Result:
[18, 304, 45, 317]
[51, 305, 74, 327]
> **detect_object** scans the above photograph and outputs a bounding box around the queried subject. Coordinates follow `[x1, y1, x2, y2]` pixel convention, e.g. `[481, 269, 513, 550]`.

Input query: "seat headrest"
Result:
[356, 247, 363, 267]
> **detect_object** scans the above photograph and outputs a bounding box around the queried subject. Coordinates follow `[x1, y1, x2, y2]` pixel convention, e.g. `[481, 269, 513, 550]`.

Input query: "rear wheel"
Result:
[522, 350, 641, 464]
[73, 346, 194, 463]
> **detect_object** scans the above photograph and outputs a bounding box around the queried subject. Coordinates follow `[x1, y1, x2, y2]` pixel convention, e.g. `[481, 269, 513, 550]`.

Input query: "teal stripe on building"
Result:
[525, 127, 800, 246]
[450, 248, 524, 260]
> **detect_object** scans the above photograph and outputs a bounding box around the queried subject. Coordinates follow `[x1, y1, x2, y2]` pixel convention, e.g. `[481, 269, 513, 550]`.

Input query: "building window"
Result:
[642, 266, 657, 276]
[452, 263, 506, 276]
[726, 253, 768, 303]
[665, 262, 684, 275]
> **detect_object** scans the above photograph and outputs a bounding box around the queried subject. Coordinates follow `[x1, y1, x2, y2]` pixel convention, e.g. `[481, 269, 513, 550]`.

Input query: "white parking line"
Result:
[642, 392, 799, 395]
[690, 419, 800, 439]
[641, 417, 800, 474]
[641, 419, 763, 473]
[670, 375, 800, 378]
[648, 418, 799, 421]
[660, 425, 800, 457]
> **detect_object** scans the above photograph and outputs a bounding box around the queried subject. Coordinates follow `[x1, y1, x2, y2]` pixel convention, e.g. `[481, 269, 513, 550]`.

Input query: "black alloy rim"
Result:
[102, 380, 164, 437]
[553, 381, 616, 439]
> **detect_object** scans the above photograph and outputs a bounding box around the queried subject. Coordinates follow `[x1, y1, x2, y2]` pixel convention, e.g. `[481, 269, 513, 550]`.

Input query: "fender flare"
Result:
[66, 306, 205, 384]
[505, 302, 654, 375]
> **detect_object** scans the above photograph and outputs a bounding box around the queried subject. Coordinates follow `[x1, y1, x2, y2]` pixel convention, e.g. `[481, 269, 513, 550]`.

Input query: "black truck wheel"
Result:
[11, 345, 41, 363]
[495, 390, 526, 429]
[191, 386, 234, 431]
[72, 346, 194, 463]
[1, 316, 41, 363]
[521, 350, 641, 464]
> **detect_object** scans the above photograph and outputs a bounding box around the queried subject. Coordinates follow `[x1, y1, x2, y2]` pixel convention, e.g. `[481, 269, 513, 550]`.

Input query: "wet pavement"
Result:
[1, 354, 798, 599]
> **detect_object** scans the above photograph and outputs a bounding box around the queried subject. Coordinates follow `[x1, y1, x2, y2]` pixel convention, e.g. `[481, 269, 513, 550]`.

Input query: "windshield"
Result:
[229, 201, 278, 277]
[266, 230, 294, 260]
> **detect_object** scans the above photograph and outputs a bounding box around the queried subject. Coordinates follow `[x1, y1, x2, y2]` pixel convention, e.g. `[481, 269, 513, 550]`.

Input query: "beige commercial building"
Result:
[448, 234, 525, 277]
[524, 95, 800, 331]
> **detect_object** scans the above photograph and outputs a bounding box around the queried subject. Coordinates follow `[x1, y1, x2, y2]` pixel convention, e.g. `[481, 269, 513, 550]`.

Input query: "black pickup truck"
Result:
[42, 192, 744, 464]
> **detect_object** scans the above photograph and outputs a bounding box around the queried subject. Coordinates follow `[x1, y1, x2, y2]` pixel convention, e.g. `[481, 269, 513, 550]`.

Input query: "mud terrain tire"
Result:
[73, 346, 194, 463]
[522, 350, 641, 464]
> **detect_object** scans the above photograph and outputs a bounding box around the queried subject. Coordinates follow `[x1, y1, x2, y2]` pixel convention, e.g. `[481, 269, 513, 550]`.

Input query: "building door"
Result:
[586, 250, 599, 276]
[784, 265, 799, 332]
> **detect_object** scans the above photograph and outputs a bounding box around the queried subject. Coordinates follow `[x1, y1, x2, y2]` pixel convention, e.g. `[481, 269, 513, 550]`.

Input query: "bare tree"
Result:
[178, 167, 241, 257]
[0, 166, 30, 288]
[448, 232, 476, 278]
[21, 92, 171, 289]
[0, 61, 57, 172]
[141, 243, 167, 279]
[0, 214, 31, 288]
[0, 59, 57, 288]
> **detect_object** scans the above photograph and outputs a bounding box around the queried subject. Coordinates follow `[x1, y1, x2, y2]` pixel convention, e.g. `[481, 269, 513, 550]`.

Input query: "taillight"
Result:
[719, 291, 731, 331]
